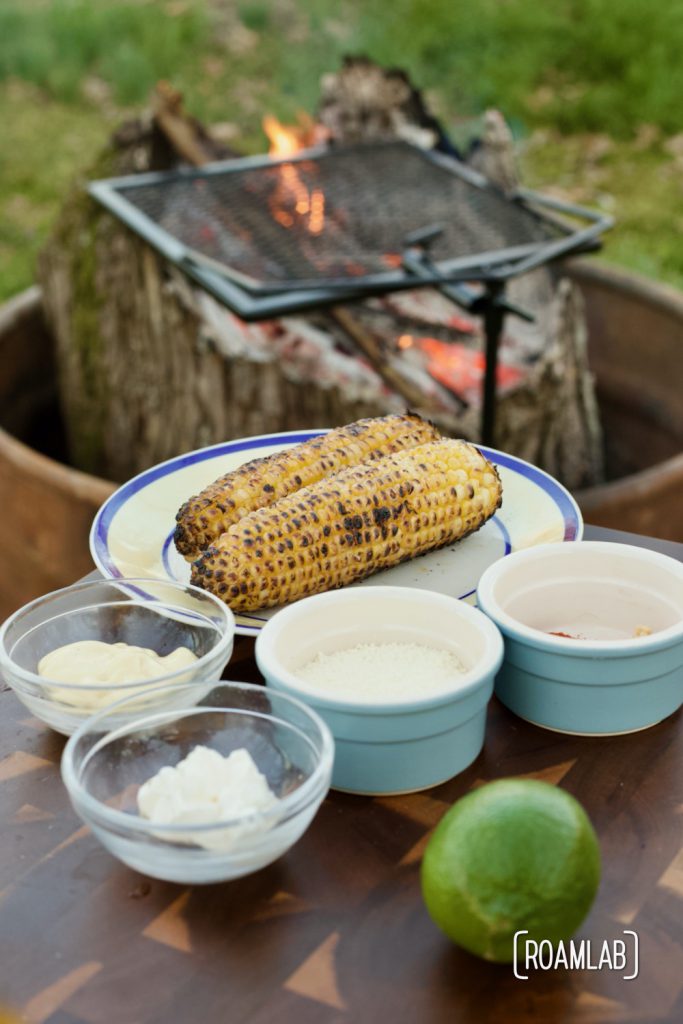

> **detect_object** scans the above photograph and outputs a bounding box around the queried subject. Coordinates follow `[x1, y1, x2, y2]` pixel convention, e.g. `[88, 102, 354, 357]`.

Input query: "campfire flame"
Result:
[263, 114, 325, 235]
[260, 116, 522, 404]
[263, 114, 305, 159]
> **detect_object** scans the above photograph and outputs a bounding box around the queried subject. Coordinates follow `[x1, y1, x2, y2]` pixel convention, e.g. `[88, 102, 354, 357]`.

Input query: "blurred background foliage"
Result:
[1, 0, 682, 301]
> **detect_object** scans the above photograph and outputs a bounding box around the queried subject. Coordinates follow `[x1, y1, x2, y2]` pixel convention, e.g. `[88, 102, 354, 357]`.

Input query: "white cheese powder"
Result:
[296, 641, 468, 702]
[137, 745, 279, 851]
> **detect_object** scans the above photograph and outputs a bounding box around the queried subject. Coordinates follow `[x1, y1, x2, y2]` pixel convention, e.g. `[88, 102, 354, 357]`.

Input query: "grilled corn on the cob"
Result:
[174, 413, 441, 561]
[192, 438, 502, 612]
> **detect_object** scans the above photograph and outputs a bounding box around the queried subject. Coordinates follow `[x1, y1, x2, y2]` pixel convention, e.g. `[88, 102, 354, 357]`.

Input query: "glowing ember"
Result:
[309, 188, 325, 235]
[343, 260, 367, 276]
[398, 334, 523, 397]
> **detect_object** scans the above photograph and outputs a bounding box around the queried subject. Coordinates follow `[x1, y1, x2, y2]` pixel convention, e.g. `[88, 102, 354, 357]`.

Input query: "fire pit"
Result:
[35, 75, 616, 500]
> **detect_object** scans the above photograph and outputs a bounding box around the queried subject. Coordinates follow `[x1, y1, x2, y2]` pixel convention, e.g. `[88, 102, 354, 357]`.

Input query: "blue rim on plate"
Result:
[90, 430, 583, 636]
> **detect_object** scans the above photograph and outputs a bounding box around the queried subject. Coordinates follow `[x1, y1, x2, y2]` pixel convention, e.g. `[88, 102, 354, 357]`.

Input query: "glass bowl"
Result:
[61, 681, 334, 884]
[0, 578, 235, 735]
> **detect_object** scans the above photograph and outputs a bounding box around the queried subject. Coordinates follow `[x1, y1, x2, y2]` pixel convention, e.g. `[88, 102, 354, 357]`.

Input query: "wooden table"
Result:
[1, 528, 681, 1024]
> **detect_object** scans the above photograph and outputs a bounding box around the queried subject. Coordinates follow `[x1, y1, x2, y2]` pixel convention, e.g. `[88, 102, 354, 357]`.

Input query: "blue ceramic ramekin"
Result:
[255, 587, 504, 795]
[477, 542, 683, 735]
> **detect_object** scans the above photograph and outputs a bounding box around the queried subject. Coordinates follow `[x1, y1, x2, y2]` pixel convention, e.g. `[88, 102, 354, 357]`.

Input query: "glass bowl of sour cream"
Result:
[61, 680, 334, 883]
[0, 578, 235, 735]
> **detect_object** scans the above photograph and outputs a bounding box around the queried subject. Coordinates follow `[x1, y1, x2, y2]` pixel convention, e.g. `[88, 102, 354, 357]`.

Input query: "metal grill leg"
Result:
[481, 281, 506, 447]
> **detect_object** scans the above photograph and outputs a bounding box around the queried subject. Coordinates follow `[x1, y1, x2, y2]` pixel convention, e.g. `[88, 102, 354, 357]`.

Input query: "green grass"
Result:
[0, 1, 207, 106]
[324, 0, 683, 136]
[0, 84, 110, 300]
[521, 131, 683, 291]
[1, 0, 682, 301]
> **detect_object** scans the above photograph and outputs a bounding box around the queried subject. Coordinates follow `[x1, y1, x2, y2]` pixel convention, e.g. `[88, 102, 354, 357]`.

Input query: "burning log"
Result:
[37, 69, 603, 490]
[318, 55, 445, 150]
[318, 56, 517, 193]
[467, 109, 519, 194]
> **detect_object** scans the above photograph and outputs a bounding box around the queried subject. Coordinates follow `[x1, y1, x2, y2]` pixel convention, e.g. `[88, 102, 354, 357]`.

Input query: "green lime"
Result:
[421, 779, 601, 963]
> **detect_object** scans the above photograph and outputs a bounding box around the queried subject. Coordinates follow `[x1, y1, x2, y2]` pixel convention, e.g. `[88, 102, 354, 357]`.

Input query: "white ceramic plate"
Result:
[90, 431, 583, 635]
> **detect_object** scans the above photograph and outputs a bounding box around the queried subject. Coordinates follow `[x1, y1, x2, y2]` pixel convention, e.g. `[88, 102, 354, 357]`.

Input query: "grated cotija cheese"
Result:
[296, 642, 467, 703]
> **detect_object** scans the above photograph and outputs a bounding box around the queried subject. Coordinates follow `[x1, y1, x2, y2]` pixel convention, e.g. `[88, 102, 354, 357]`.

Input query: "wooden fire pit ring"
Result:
[0, 287, 113, 619]
[568, 261, 683, 541]
[0, 263, 681, 618]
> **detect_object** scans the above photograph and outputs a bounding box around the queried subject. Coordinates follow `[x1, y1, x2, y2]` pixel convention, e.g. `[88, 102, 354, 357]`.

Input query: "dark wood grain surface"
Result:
[1, 528, 681, 1024]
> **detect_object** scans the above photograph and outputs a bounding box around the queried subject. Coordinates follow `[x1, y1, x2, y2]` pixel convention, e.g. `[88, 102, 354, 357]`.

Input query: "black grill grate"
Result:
[90, 139, 611, 320]
[89, 138, 612, 443]
[116, 141, 563, 291]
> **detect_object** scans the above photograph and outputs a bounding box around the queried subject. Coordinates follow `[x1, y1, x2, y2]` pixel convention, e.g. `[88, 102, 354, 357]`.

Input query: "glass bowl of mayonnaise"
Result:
[61, 680, 334, 883]
[0, 578, 235, 735]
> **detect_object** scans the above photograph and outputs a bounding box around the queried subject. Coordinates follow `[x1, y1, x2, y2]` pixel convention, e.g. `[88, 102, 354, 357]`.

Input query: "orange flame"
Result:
[262, 114, 325, 235]
[263, 114, 305, 159]
[263, 111, 322, 157]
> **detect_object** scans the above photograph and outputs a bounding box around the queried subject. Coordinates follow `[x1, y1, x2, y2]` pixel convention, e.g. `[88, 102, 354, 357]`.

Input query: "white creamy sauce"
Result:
[37, 640, 197, 709]
[296, 641, 468, 702]
[137, 745, 279, 851]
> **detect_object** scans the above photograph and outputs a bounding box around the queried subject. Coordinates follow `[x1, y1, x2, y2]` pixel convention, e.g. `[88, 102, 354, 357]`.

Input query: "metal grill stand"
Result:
[400, 225, 535, 444]
[481, 282, 507, 445]
[89, 140, 612, 446]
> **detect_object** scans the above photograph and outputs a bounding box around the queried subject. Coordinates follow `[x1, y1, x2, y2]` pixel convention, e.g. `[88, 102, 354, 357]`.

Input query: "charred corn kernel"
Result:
[192, 439, 502, 612]
[174, 413, 441, 560]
